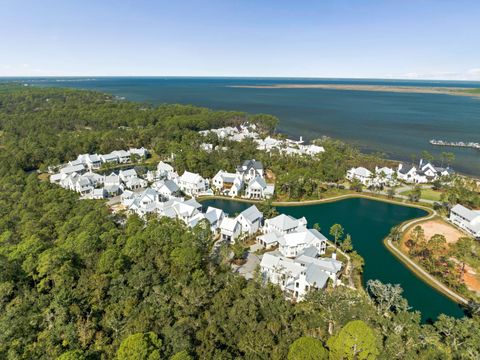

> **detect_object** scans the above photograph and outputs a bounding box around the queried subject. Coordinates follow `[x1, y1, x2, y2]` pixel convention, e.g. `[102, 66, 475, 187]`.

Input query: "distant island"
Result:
[230, 84, 480, 98]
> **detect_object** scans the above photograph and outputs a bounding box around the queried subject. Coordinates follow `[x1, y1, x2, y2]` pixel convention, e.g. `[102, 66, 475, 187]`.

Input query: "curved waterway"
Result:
[201, 197, 465, 322]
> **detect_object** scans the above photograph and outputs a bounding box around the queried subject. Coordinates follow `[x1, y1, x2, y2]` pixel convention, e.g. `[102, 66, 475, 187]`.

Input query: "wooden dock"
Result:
[430, 139, 480, 150]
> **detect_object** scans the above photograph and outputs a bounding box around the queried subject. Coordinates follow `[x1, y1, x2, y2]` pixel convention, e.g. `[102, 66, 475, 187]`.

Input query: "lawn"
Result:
[400, 188, 443, 201]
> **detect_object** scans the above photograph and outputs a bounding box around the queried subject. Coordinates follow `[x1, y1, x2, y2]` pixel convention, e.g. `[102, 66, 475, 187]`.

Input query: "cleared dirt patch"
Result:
[463, 264, 480, 294]
[405, 219, 465, 245]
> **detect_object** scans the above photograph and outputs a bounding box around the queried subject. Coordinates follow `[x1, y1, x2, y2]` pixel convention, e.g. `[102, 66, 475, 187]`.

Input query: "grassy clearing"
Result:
[400, 188, 443, 201]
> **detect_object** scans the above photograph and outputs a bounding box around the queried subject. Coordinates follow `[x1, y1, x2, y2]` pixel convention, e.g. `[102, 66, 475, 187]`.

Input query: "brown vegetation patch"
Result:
[266, 169, 276, 182]
[463, 264, 480, 293]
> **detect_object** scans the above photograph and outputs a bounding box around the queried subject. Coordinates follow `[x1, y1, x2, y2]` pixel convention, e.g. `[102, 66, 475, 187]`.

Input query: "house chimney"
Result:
[331, 252, 337, 260]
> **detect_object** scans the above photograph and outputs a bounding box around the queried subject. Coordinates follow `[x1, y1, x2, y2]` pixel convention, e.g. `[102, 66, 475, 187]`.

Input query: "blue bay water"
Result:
[4, 77, 480, 176]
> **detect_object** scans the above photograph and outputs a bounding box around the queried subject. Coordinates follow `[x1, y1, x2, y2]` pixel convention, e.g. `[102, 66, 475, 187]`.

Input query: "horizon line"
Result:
[1, 75, 480, 83]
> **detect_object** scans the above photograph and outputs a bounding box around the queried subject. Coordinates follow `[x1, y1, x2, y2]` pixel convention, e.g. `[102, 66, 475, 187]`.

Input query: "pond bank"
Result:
[200, 195, 466, 321]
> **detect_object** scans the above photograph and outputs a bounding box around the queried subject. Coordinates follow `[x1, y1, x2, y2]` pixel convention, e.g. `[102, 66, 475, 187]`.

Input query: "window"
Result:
[296, 282, 299, 288]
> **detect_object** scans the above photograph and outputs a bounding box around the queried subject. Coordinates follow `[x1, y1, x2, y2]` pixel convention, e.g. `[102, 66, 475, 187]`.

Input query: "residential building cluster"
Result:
[397, 159, 454, 184]
[212, 159, 275, 199]
[49, 148, 343, 302]
[346, 159, 454, 187]
[50, 148, 149, 198]
[199, 123, 325, 157]
[258, 213, 342, 301]
[346, 166, 397, 187]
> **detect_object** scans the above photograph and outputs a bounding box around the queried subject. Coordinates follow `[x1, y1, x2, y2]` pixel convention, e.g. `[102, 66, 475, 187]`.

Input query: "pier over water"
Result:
[430, 139, 480, 150]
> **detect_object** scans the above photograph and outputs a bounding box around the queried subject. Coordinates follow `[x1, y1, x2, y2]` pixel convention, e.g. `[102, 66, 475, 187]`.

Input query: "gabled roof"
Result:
[88, 154, 101, 163]
[296, 255, 343, 273]
[220, 217, 240, 232]
[112, 150, 130, 157]
[92, 188, 106, 196]
[120, 168, 137, 177]
[267, 214, 305, 231]
[279, 229, 327, 247]
[180, 171, 204, 184]
[214, 170, 240, 183]
[248, 176, 267, 189]
[298, 245, 318, 258]
[157, 161, 174, 172]
[184, 198, 202, 209]
[238, 159, 263, 172]
[162, 179, 180, 193]
[451, 204, 480, 223]
[258, 232, 282, 245]
[101, 153, 118, 161]
[238, 205, 263, 223]
[260, 253, 303, 275]
[205, 207, 224, 224]
[60, 164, 85, 174]
[398, 164, 415, 174]
[349, 167, 371, 177]
[304, 264, 329, 288]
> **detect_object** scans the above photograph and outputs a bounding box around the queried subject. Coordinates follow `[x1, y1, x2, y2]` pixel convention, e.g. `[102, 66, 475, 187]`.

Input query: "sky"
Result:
[1, 0, 479, 80]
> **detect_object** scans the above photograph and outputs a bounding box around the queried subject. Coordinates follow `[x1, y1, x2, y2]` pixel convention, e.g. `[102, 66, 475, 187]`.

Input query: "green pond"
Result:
[201, 197, 465, 322]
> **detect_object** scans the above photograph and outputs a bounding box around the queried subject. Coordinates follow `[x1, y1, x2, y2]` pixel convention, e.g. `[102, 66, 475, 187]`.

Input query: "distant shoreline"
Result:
[229, 84, 480, 98]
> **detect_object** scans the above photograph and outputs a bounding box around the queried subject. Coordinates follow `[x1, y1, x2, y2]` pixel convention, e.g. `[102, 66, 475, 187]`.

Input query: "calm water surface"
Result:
[201, 197, 465, 322]
[6, 76, 479, 176]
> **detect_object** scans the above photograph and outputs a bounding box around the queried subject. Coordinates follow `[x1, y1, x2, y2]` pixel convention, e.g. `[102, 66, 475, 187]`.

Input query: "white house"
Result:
[346, 167, 372, 186]
[91, 188, 107, 199]
[219, 217, 242, 243]
[397, 164, 428, 184]
[277, 228, 327, 258]
[104, 173, 122, 187]
[299, 144, 325, 156]
[188, 206, 225, 232]
[178, 171, 209, 196]
[236, 159, 264, 181]
[111, 150, 131, 163]
[212, 170, 244, 197]
[449, 204, 480, 239]
[129, 147, 148, 159]
[263, 214, 307, 235]
[100, 153, 119, 164]
[244, 176, 274, 199]
[74, 176, 94, 196]
[119, 169, 138, 183]
[418, 159, 455, 180]
[76, 154, 102, 170]
[125, 177, 148, 190]
[152, 179, 181, 201]
[260, 252, 342, 301]
[374, 166, 397, 186]
[83, 172, 104, 187]
[235, 205, 263, 235]
[169, 198, 202, 224]
[127, 188, 159, 217]
[157, 161, 175, 179]
[60, 164, 86, 175]
[204, 207, 225, 231]
[255, 136, 282, 152]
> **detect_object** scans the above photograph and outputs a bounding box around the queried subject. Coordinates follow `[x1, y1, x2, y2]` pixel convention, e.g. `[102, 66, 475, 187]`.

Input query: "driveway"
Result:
[234, 251, 261, 280]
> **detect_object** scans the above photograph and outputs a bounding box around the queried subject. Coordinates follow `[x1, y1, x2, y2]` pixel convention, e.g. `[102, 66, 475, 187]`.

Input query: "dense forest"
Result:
[1, 84, 480, 359]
